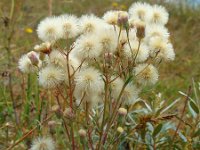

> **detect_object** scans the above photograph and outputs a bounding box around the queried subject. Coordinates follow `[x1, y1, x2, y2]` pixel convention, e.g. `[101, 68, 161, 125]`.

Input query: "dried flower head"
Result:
[30, 137, 55, 150]
[34, 42, 51, 54]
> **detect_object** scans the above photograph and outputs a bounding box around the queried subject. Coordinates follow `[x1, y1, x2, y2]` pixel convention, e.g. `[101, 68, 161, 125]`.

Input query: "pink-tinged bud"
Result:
[118, 107, 127, 116]
[78, 129, 87, 137]
[117, 11, 129, 26]
[27, 51, 39, 66]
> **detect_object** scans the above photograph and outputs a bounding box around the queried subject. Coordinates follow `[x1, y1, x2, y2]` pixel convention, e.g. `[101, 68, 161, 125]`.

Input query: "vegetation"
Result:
[0, 0, 199, 149]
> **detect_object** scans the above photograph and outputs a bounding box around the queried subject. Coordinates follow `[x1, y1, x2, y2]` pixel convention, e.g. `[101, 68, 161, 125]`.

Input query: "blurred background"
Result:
[0, 0, 199, 102]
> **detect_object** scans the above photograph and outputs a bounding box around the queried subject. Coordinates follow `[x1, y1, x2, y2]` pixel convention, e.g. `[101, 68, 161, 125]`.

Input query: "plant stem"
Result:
[6, 114, 53, 150]
[170, 86, 192, 149]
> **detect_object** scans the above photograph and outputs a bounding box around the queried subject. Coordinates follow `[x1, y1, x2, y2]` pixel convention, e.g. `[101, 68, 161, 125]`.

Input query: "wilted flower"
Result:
[34, 42, 51, 54]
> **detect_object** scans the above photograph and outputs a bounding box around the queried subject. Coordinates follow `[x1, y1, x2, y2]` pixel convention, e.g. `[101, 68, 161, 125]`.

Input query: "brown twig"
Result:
[170, 86, 192, 149]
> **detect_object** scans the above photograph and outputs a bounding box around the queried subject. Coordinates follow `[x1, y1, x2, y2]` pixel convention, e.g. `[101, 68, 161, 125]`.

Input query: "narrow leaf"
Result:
[153, 123, 163, 137]
[190, 101, 199, 114]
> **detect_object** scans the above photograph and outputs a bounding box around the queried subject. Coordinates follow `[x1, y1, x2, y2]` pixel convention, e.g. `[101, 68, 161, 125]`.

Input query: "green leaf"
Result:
[192, 128, 200, 138]
[190, 101, 199, 114]
[124, 75, 133, 86]
[153, 123, 163, 137]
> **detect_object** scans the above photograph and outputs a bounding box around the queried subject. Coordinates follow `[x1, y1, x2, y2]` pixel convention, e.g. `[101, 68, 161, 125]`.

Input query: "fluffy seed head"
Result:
[58, 14, 80, 38]
[128, 2, 152, 21]
[39, 66, 65, 89]
[37, 17, 62, 42]
[73, 34, 102, 60]
[123, 40, 149, 63]
[145, 24, 169, 40]
[146, 5, 169, 25]
[122, 84, 139, 104]
[30, 137, 55, 150]
[103, 10, 119, 25]
[74, 67, 104, 95]
[18, 52, 41, 73]
[135, 64, 159, 86]
[48, 50, 66, 67]
[96, 27, 118, 53]
[111, 77, 124, 99]
[149, 37, 175, 61]
[79, 15, 106, 34]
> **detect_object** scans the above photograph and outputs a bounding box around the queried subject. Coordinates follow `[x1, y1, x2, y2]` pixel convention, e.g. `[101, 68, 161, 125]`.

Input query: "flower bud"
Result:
[34, 42, 51, 54]
[117, 11, 129, 26]
[27, 51, 39, 66]
[48, 120, 57, 134]
[117, 126, 124, 133]
[118, 107, 127, 116]
[48, 120, 56, 127]
[51, 105, 62, 118]
[63, 108, 74, 118]
[78, 129, 87, 137]
[135, 21, 145, 39]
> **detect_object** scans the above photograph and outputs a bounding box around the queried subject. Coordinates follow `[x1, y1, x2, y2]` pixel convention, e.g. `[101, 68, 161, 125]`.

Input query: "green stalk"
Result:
[25, 74, 31, 123]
